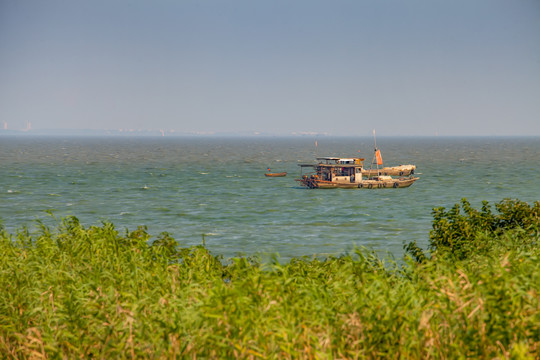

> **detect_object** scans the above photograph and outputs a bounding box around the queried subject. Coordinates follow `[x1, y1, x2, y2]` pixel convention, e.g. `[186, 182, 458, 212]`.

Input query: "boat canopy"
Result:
[298, 163, 364, 168]
[315, 157, 365, 164]
[299, 156, 365, 168]
[316, 157, 340, 161]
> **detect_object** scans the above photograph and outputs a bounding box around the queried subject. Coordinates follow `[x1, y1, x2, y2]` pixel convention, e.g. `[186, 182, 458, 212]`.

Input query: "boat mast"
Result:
[370, 129, 380, 176]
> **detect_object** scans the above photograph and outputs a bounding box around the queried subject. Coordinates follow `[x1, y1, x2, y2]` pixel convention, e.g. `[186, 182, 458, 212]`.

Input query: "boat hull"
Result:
[265, 172, 287, 177]
[296, 177, 419, 189]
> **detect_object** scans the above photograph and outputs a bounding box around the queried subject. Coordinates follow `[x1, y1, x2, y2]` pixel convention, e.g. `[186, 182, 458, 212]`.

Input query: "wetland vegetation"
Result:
[1, 199, 538, 358]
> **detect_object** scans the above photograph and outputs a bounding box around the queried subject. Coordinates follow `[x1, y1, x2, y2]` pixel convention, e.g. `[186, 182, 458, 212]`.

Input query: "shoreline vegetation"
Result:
[1, 199, 538, 358]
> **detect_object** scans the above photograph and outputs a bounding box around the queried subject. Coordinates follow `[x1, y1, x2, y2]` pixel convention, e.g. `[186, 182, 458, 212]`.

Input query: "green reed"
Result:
[0, 199, 538, 359]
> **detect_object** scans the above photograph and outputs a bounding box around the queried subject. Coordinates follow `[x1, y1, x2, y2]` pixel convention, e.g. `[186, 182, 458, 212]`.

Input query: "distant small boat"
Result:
[265, 172, 287, 177]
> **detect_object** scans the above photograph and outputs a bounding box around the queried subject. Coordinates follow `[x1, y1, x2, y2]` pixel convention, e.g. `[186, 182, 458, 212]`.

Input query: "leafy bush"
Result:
[426, 198, 539, 260]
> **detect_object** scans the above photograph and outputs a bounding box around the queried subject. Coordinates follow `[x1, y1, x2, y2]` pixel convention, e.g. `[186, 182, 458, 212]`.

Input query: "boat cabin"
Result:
[298, 157, 365, 187]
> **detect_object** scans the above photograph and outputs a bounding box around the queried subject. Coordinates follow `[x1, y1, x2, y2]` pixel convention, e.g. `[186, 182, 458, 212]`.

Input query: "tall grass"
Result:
[0, 199, 538, 359]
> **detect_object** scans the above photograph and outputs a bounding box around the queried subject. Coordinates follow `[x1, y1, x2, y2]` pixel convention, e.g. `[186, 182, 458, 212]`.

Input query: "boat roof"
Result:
[315, 156, 365, 161]
[298, 163, 364, 168]
[299, 156, 365, 168]
[316, 157, 341, 161]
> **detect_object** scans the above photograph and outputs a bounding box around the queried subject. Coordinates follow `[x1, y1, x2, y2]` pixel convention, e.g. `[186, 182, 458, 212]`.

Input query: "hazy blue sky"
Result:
[1, 0, 539, 136]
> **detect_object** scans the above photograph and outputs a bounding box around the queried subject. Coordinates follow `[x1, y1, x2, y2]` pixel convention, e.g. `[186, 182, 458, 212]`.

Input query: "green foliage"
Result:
[0, 202, 539, 359]
[428, 198, 539, 260]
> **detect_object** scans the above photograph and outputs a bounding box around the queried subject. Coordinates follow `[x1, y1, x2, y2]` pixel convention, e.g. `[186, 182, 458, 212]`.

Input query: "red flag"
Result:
[375, 150, 383, 165]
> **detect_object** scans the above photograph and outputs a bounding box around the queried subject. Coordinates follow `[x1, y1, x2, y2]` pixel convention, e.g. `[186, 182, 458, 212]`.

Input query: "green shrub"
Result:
[426, 199, 539, 260]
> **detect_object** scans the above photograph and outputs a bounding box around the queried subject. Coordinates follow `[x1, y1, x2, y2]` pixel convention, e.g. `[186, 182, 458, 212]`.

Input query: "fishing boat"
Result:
[265, 172, 287, 177]
[296, 157, 418, 189]
[296, 131, 418, 189]
[296, 130, 419, 189]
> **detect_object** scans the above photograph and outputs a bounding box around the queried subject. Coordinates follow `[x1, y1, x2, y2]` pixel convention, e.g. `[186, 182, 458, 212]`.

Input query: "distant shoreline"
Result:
[1, 129, 539, 139]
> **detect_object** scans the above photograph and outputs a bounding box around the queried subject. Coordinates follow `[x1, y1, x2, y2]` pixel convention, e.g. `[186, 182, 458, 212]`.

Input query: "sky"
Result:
[1, 0, 539, 136]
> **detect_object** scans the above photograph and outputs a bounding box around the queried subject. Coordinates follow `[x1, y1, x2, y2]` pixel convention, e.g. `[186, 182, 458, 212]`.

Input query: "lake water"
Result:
[1, 136, 539, 261]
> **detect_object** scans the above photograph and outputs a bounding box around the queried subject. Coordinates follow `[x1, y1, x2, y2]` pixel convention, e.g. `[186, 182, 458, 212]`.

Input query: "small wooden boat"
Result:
[265, 172, 287, 177]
